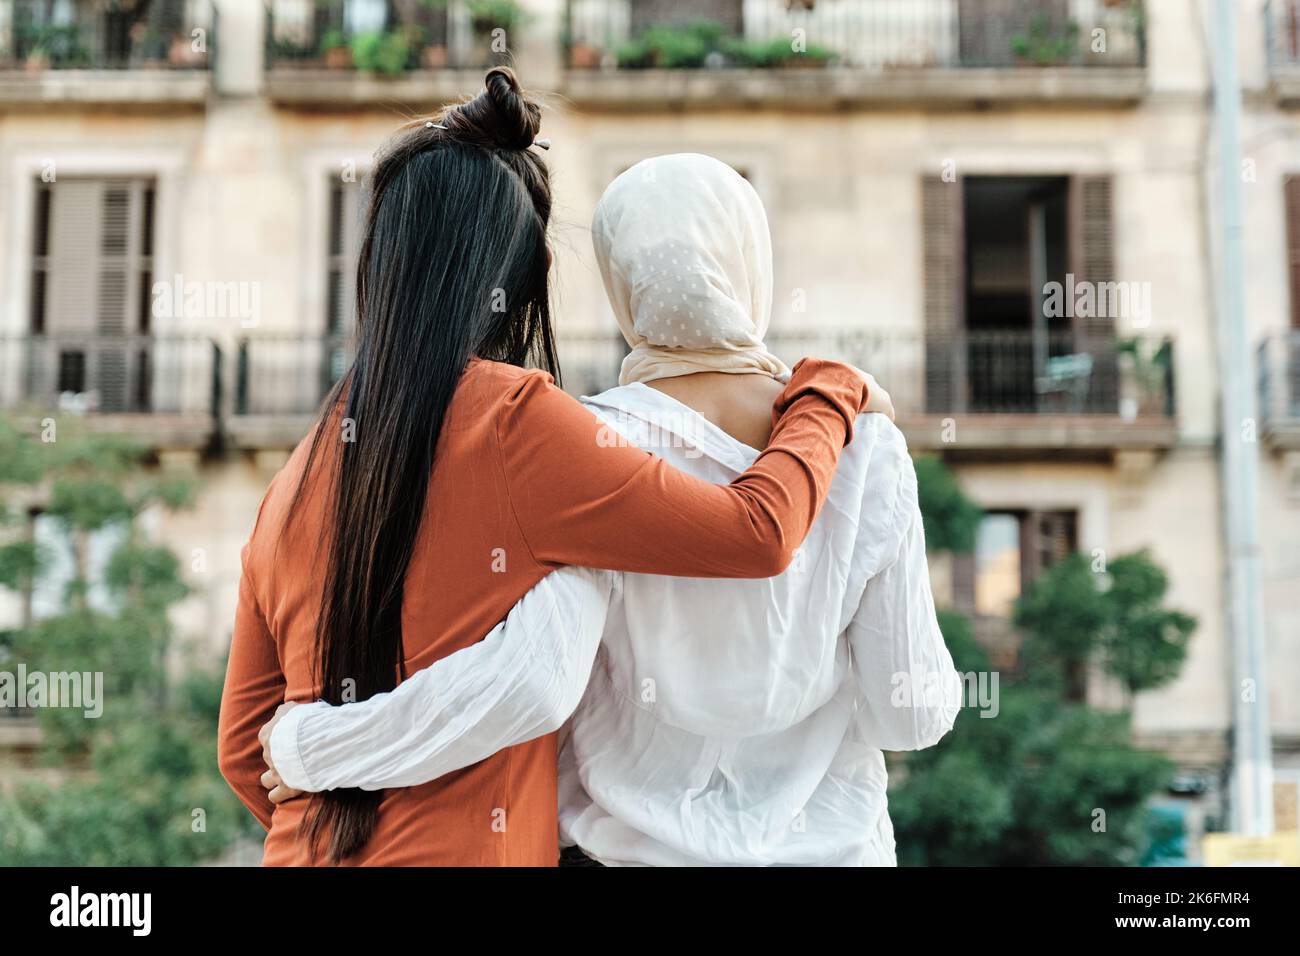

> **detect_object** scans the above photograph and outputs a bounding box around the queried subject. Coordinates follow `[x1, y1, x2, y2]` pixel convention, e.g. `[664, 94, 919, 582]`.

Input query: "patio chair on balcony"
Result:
[1035, 352, 1093, 413]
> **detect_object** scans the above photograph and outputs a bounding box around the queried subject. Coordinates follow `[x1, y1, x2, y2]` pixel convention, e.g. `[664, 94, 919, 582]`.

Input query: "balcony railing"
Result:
[1257, 331, 1300, 446]
[0, 328, 1173, 453]
[557, 326, 1176, 441]
[0, 334, 221, 448]
[1267, 0, 1300, 66]
[1266, 0, 1300, 103]
[0, 0, 214, 71]
[563, 0, 1145, 73]
[265, 0, 510, 75]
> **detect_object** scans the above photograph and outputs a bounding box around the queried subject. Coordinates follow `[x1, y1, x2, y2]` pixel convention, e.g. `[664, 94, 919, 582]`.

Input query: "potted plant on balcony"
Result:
[467, 0, 524, 58]
[1116, 337, 1172, 418]
[320, 29, 353, 70]
[615, 20, 726, 70]
[398, 0, 449, 70]
[1009, 13, 1081, 67]
[565, 28, 604, 70]
[168, 29, 206, 68]
[722, 36, 835, 70]
[351, 29, 413, 77]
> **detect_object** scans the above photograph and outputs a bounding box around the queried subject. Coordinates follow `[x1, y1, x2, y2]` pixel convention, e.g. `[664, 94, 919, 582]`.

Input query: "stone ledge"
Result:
[0, 70, 210, 106]
[899, 413, 1178, 457]
[264, 69, 489, 108]
[225, 414, 315, 452]
[559, 66, 1148, 111]
[1271, 67, 1300, 106]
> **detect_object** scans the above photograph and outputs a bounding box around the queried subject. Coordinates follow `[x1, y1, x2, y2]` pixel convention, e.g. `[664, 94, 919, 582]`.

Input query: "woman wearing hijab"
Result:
[254, 153, 958, 867]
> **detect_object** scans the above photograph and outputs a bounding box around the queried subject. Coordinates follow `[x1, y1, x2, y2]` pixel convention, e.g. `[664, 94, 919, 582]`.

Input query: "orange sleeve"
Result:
[217, 545, 284, 831]
[497, 358, 868, 578]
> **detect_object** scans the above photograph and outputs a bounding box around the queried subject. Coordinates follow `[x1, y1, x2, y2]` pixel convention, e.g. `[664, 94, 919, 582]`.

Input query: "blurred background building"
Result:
[0, 0, 1297, 859]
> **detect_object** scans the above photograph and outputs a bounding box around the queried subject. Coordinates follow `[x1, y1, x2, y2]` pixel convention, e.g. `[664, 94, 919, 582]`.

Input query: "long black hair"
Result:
[289, 67, 559, 862]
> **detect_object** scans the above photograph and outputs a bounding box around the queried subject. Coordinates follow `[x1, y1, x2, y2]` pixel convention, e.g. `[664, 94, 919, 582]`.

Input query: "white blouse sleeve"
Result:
[847, 463, 962, 752]
[268, 567, 617, 793]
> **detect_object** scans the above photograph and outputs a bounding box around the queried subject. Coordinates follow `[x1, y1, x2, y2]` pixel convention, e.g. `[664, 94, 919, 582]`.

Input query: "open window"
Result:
[922, 173, 1118, 415]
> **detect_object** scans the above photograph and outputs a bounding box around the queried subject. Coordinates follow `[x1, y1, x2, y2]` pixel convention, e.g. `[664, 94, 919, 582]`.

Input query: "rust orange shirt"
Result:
[217, 356, 868, 866]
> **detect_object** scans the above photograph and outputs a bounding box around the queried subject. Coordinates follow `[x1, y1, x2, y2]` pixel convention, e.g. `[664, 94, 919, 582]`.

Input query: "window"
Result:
[922, 173, 1117, 414]
[957, 508, 1078, 617]
[29, 177, 156, 413]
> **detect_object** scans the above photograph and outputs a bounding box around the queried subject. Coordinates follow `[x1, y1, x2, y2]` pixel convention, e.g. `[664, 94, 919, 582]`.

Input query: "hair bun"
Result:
[446, 66, 541, 152]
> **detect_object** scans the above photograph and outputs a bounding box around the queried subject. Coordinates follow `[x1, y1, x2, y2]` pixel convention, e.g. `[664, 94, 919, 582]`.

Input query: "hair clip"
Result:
[534, 138, 552, 150]
[425, 121, 448, 130]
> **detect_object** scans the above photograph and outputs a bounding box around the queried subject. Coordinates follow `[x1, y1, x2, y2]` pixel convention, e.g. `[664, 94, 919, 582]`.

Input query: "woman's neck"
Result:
[645, 371, 784, 450]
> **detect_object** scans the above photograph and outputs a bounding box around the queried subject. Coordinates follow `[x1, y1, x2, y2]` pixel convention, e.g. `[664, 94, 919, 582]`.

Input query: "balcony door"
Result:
[29, 177, 156, 413]
[922, 172, 1116, 414]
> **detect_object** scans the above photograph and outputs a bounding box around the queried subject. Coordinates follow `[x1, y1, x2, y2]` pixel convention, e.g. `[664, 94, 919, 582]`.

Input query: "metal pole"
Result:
[1211, 0, 1273, 835]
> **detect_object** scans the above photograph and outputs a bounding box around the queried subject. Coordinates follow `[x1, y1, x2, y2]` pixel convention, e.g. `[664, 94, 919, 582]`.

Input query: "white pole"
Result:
[1210, 0, 1273, 835]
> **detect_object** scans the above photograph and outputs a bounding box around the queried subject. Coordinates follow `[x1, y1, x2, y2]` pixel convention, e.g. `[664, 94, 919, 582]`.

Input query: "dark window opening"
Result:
[963, 176, 1072, 412]
[57, 350, 86, 394]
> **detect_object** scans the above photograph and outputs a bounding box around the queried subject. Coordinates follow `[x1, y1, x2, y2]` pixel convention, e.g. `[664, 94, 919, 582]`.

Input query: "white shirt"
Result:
[270, 383, 961, 866]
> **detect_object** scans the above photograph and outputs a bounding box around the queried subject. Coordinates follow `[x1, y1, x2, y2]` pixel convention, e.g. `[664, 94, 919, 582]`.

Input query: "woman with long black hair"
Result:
[217, 68, 884, 865]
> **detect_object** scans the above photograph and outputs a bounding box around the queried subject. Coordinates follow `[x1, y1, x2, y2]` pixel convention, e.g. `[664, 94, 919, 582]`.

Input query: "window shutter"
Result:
[1070, 175, 1117, 411]
[326, 178, 365, 394]
[1285, 175, 1300, 328]
[39, 178, 153, 412]
[922, 174, 965, 413]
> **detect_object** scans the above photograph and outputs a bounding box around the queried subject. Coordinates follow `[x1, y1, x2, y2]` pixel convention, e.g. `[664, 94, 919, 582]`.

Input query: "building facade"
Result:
[0, 0, 1297, 844]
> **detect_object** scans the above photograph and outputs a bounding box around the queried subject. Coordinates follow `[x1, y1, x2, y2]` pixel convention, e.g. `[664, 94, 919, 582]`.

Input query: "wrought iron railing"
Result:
[1266, 0, 1300, 67]
[0, 0, 215, 70]
[558, 327, 1174, 418]
[1257, 330, 1300, 425]
[563, 0, 1146, 72]
[0, 334, 220, 416]
[265, 0, 515, 73]
[0, 326, 1175, 445]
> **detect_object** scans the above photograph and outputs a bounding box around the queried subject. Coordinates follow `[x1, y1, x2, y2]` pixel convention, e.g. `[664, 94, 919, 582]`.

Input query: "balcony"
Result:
[560, 327, 1177, 456]
[264, 0, 513, 106]
[0, 0, 215, 106]
[2, 328, 1175, 458]
[1267, 0, 1300, 104]
[561, 0, 1147, 109]
[1258, 331, 1300, 449]
[226, 333, 350, 449]
[0, 334, 221, 450]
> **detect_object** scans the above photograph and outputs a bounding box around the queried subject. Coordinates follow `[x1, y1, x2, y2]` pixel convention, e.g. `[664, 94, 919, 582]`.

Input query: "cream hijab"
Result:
[592, 153, 790, 386]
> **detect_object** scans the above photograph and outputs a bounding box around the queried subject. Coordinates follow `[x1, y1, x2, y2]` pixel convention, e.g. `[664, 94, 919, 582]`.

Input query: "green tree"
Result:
[914, 455, 983, 554]
[0, 416, 251, 865]
[892, 457, 1192, 865]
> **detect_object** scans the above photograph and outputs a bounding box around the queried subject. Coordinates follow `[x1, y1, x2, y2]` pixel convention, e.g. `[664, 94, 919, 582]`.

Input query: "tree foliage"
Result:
[899, 457, 1191, 865]
[914, 456, 983, 554]
[0, 417, 250, 865]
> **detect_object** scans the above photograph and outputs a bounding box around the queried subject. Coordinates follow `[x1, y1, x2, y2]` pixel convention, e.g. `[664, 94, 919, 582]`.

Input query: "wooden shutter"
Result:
[922, 174, 966, 413]
[39, 178, 153, 412]
[1070, 175, 1117, 412]
[1018, 509, 1077, 586]
[1284, 175, 1300, 328]
[325, 178, 365, 394]
[326, 179, 364, 339]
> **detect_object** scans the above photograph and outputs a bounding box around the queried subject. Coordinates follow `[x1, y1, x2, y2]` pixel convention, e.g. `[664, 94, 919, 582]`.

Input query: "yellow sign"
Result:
[1202, 832, 1300, 866]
